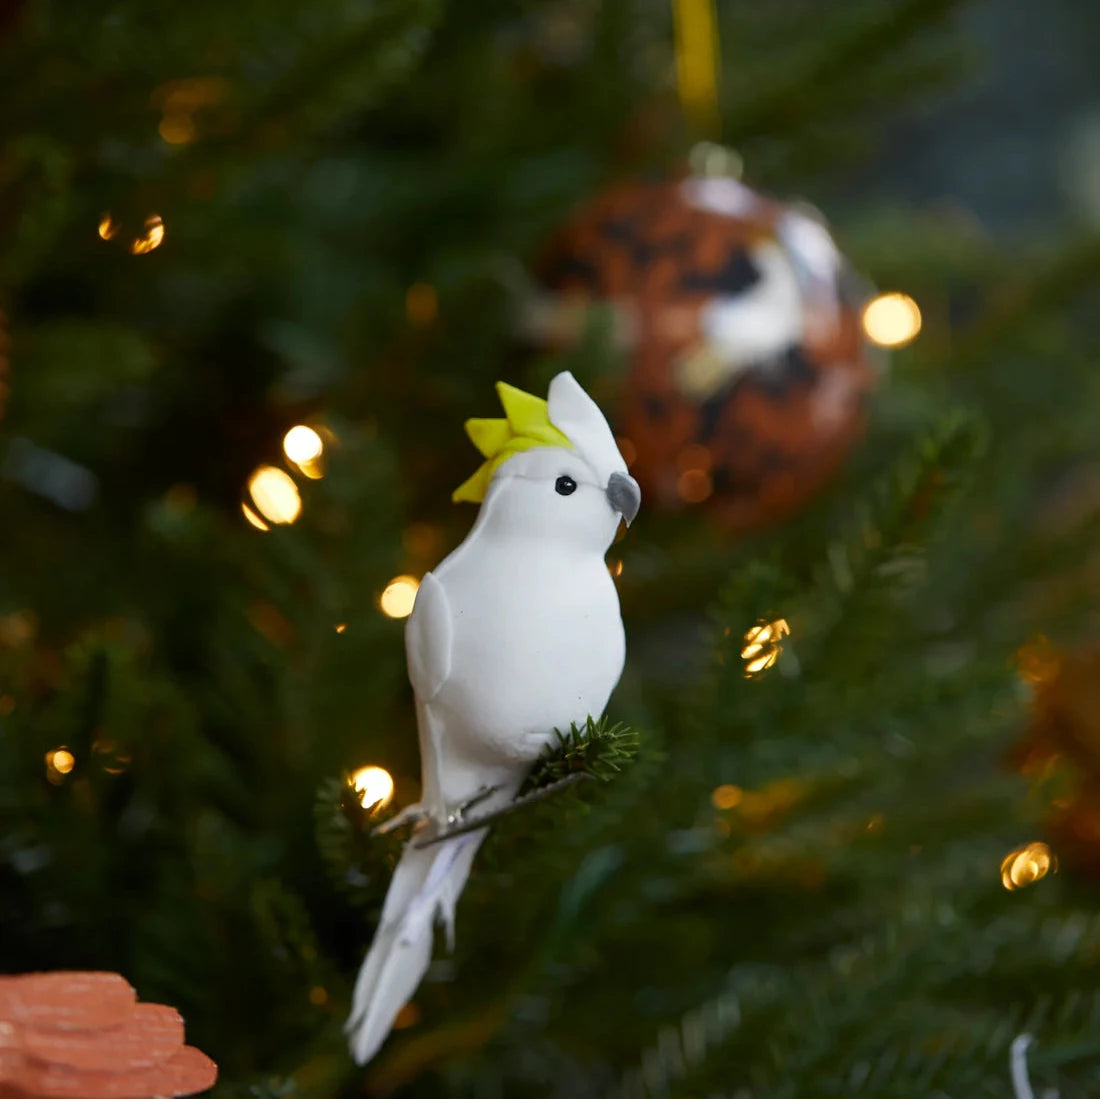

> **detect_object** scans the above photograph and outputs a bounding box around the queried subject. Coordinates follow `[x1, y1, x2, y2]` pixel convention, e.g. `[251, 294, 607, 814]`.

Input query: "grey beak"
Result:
[606, 471, 641, 526]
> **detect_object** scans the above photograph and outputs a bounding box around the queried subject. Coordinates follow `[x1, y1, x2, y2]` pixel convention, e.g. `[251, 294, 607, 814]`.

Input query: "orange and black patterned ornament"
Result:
[530, 157, 877, 532]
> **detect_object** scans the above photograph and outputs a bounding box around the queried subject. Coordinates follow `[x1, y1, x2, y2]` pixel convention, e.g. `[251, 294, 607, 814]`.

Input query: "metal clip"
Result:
[412, 773, 593, 849]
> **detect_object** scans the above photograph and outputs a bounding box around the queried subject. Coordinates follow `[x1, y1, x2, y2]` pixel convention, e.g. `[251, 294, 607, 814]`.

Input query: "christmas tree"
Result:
[3, 0, 1099, 1096]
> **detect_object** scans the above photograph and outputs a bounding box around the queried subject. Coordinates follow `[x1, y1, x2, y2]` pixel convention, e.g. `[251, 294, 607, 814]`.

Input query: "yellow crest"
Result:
[452, 381, 573, 503]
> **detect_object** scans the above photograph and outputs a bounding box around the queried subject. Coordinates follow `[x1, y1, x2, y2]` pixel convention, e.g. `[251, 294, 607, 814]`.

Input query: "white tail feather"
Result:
[345, 830, 484, 1065]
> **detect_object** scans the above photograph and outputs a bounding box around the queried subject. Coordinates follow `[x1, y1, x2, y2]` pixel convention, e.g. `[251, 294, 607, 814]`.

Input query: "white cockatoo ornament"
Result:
[345, 371, 640, 1065]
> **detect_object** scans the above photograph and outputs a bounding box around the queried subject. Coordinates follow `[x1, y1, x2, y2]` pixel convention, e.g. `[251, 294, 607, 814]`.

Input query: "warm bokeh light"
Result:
[393, 1002, 421, 1030]
[308, 986, 328, 1006]
[92, 738, 131, 775]
[405, 282, 438, 326]
[97, 214, 118, 241]
[0, 610, 37, 646]
[241, 501, 270, 531]
[403, 521, 442, 561]
[50, 748, 74, 773]
[159, 114, 196, 145]
[130, 215, 165, 255]
[741, 619, 790, 676]
[247, 466, 302, 525]
[712, 783, 743, 810]
[379, 575, 420, 619]
[861, 292, 922, 348]
[677, 468, 713, 504]
[1001, 841, 1055, 891]
[283, 425, 324, 463]
[1016, 635, 1059, 686]
[154, 76, 230, 114]
[609, 559, 624, 578]
[676, 443, 713, 473]
[334, 623, 347, 634]
[45, 747, 75, 783]
[351, 765, 394, 812]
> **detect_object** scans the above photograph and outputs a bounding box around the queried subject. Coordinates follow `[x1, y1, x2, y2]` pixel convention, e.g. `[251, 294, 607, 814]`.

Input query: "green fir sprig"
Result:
[520, 714, 640, 794]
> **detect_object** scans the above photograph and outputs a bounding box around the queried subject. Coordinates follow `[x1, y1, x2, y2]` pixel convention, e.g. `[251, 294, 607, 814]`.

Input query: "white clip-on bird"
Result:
[345, 371, 640, 1065]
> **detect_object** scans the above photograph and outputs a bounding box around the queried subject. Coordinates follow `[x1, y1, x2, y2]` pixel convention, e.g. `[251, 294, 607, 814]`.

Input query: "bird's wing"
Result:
[405, 571, 453, 816]
[405, 570, 452, 702]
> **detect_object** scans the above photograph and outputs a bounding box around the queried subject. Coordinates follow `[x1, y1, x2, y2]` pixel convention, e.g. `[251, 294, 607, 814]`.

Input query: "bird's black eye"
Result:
[555, 475, 578, 496]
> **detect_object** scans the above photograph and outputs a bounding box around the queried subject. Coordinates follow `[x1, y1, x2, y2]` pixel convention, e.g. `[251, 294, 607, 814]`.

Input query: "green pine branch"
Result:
[614, 895, 1100, 1098]
[613, 984, 744, 1099]
[803, 409, 987, 656]
[727, 0, 968, 140]
[521, 715, 640, 794]
[314, 718, 638, 892]
[313, 776, 401, 906]
[693, 411, 986, 756]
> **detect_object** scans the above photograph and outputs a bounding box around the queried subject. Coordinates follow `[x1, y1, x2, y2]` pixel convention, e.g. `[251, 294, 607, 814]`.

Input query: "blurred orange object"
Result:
[533, 171, 876, 532]
[1013, 645, 1100, 877]
[0, 972, 216, 1099]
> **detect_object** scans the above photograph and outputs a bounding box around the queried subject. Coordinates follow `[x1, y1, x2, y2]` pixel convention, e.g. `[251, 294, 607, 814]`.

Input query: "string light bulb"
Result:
[741, 618, 790, 676]
[1001, 842, 1055, 891]
[130, 215, 165, 255]
[283, 425, 325, 479]
[97, 214, 119, 241]
[350, 765, 394, 812]
[247, 466, 301, 525]
[862, 292, 922, 348]
[152, 76, 231, 147]
[379, 575, 420, 619]
[241, 502, 270, 531]
[45, 747, 75, 784]
[283, 425, 323, 464]
[159, 115, 196, 145]
[712, 784, 743, 810]
[405, 282, 438, 327]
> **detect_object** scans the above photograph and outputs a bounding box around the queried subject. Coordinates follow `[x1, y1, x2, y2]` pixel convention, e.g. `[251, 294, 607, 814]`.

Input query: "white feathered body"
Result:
[346, 372, 636, 1066]
[419, 527, 625, 809]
